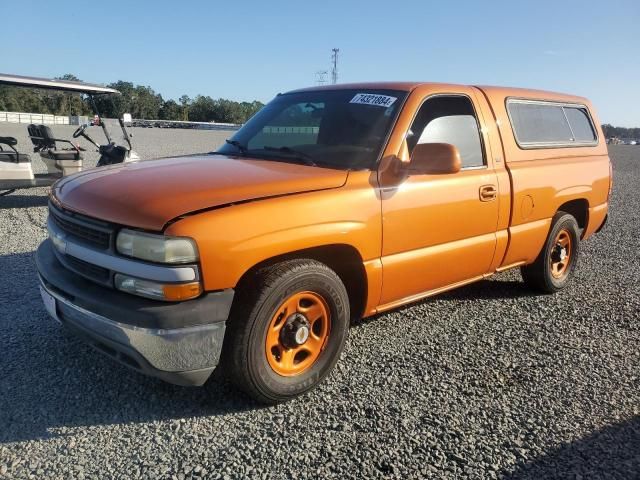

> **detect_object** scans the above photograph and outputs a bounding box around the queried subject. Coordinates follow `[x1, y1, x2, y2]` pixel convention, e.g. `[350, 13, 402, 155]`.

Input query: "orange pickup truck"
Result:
[36, 82, 611, 403]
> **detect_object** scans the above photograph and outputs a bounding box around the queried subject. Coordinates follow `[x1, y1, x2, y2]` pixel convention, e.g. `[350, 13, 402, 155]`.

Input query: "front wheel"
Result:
[521, 211, 580, 293]
[222, 259, 350, 404]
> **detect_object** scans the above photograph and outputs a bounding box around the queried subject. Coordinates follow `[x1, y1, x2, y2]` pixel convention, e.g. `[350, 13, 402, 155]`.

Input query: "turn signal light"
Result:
[608, 161, 613, 199]
[114, 274, 202, 302]
[162, 282, 203, 301]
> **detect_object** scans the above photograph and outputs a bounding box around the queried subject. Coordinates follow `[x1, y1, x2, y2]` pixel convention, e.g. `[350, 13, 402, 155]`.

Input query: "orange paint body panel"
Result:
[53, 155, 348, 230]
[165, 170, 384, 311]
[51, 81, 612, 318]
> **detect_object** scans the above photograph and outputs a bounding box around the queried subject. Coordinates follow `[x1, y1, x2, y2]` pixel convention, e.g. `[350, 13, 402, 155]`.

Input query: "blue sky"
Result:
[2, 0, 638, 126]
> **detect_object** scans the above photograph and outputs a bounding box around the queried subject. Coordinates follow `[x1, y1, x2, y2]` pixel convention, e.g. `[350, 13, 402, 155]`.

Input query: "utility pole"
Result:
[331, 48, 339, 84]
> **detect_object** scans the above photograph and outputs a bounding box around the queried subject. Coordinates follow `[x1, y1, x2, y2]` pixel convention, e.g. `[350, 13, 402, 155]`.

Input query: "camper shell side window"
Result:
[506, 98, 598, 149]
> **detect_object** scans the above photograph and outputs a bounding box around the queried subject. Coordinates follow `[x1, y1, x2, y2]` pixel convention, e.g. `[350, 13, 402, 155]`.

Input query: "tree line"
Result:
[1, 76, 638, 133]
[601, 124, 640, 140]
[0, 74, 264, 124]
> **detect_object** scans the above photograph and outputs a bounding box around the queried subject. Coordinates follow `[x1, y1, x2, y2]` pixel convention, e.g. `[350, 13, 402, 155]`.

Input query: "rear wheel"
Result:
[222, 259, 350, 404]
[521, 212, 580, 293]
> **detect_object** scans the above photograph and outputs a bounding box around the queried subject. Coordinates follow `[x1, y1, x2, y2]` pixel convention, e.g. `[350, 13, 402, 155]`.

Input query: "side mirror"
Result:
[407, 142, 461, 175]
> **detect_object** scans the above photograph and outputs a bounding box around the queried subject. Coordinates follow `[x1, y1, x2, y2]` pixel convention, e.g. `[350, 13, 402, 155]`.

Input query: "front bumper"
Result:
[36, 239, 234, 386]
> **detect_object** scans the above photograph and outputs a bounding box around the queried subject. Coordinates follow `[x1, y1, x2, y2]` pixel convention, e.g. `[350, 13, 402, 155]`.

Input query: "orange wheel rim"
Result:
[550, 228, 572, 279]
[265, 291, 331, 377]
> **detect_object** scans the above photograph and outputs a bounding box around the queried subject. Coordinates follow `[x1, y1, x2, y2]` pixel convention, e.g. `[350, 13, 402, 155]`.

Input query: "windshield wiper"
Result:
[225, 139, 248, 155]
[263, 146, 317, 166]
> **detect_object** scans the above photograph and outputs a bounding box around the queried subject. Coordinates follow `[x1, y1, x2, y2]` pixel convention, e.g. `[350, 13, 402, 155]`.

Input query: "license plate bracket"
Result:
[39, 286, 60, 323]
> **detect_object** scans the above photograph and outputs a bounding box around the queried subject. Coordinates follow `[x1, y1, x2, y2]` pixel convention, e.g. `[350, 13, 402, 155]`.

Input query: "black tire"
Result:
[222, 259, 350, 404]
[521, 211, 580, 293]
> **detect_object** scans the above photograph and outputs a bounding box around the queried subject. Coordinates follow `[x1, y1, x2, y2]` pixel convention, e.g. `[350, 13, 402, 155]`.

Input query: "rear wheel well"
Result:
[235, 245, 367, 321]
[557, 199, 588, 233]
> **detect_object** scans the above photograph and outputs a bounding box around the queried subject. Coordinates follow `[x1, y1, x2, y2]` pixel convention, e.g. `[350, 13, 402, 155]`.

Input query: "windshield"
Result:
[216, 89, 407, 169]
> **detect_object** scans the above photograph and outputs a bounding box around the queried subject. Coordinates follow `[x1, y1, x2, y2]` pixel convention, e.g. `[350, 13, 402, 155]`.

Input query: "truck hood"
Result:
[53, 154, 349, 230]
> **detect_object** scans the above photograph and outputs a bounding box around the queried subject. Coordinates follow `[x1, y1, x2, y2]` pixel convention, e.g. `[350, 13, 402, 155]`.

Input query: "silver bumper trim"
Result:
[39, 276, 225, 372]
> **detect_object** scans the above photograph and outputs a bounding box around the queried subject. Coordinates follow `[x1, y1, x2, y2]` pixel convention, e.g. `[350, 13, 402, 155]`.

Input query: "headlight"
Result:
[115, 274, 202, 301]
[116, 229, 198, 264]
[47, 217, 67, 254]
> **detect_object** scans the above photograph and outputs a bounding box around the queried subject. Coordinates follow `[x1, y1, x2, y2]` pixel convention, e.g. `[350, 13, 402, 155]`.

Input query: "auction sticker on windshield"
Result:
[350, 93, 397, 108]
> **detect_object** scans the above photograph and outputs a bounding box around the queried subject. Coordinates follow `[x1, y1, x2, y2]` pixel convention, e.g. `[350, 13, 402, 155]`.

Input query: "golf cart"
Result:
[0, 73, 139, 196]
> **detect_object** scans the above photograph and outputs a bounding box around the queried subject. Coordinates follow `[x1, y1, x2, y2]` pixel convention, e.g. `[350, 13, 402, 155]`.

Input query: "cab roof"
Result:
[286, 82, 589, 104]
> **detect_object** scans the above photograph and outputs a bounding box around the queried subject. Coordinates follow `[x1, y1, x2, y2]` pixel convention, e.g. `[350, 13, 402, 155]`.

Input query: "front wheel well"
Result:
[557, 199, 589, 234]
[235, 245, 368, 321]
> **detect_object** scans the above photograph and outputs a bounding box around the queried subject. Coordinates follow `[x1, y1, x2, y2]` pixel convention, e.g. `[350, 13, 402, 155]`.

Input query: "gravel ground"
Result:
[0, 129, 638, 479]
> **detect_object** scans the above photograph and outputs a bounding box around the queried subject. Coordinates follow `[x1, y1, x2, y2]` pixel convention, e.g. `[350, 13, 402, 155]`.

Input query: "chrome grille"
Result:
[49, 202, 112, 250]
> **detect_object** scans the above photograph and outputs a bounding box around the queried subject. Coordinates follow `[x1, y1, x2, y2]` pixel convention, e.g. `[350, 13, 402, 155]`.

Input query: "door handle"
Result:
[479, 185, 497, 202]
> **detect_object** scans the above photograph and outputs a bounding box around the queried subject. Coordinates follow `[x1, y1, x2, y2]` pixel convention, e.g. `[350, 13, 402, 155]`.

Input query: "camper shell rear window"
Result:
[506, 98, 598, 148]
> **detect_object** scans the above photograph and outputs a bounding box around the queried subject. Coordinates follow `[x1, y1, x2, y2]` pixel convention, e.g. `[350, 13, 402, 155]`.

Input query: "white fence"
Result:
[0, 111, 242, 130]
[0, 111, 71, 125]
[132, 118, 241, 130]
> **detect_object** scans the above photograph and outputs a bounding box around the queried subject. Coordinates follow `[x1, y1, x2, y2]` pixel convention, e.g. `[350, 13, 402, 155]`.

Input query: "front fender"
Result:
[164, 173, 381, 291]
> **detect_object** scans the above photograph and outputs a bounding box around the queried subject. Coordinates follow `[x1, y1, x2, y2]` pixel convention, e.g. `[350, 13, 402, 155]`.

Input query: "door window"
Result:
[407, 95, 485, 169]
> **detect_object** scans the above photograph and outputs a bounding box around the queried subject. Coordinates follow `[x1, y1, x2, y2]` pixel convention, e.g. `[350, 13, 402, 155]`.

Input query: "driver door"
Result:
[379, 89, 499, 306]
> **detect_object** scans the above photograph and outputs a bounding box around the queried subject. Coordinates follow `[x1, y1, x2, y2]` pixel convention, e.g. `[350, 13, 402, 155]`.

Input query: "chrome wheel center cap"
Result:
[559, 248, 567, 261]
[295, 325, 310, 345]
